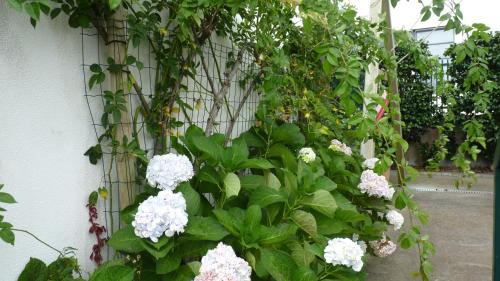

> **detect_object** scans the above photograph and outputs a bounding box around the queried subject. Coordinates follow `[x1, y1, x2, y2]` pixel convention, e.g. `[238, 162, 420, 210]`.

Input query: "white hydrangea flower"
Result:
[132, 190, 188, 242]
[386, 210, 404, 231]
[369, 237, 397, 257]
[362, 157, 379, 169]
[328, 139, 352, 156]
[358, 170, 395, 200]
[298, 147, 316, 163]
[194, 243, 252, 281]
[324, 238, 364, 272]
[146, 153, 194, 190]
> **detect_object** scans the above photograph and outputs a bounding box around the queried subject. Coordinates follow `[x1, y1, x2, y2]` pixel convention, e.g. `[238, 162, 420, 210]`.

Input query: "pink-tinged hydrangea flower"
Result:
[370, 237, 397, 257]
[146, 153, 194, 190]
[362, 157, 379, 169]
[298, 147, 316, 163]
[132, 190, 188, 242]
[324, 238, 364, 272]
[328, 139, 352, 156]
[194, 243, 252, 281]
[386, 210, 404, 231]
[358, 170, 395, 200]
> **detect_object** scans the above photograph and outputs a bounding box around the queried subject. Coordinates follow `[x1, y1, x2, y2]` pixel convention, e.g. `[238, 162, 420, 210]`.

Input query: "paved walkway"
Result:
[366, 172, 494, 281]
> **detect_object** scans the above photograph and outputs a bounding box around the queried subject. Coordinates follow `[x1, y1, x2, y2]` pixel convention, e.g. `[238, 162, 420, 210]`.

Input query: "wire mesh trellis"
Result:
[81, 24, 259, 259]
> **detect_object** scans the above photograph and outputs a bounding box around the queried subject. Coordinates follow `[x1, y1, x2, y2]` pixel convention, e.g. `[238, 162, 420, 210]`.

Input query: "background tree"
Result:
[444, 31, 499, 163]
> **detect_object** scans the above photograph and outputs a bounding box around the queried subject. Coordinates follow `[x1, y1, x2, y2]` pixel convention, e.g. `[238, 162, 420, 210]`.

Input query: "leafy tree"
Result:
[396, 32, 442, 144]
[444, 31, 499, 162]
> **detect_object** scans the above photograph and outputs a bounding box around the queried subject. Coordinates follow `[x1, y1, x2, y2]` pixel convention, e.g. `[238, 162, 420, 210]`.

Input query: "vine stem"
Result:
[11, 228, 64, 256]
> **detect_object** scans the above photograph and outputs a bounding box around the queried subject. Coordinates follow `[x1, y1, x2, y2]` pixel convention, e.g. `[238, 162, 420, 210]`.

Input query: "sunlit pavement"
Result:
[366, 172, 494, 281]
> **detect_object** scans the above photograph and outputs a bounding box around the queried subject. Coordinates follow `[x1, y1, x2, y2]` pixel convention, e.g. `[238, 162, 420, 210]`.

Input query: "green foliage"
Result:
[18, 257, 83, 281]
[395, 31, 442, 143]
[428, 26, 497, 178]
[443, 31, 499, 162]
[0, 184, 16, 245]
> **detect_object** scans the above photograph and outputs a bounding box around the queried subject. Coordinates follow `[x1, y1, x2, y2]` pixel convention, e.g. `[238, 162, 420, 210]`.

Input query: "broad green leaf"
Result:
[224, 172, 241, 198]
[260, 223, 298, 245]
[176, 240, 217, 258]
[332, 191, 357, 211]
[185, 216, 229, 241]
[177, 182, 200, 216]
[292, 266, 318, 281]
[89, 263, 135, 281]
[24, 2, 40, 21]
[156, 255, 181, 274]
[140, 239, 173, 259]
[0, 192, 16, 204]
[335, 209, 366, 223]
[291, 210, 317, 237]
[108, 0, 122, 10]
[191, 135, 222, 161]
[268, 144, 298, 172]
[317, 214, 348, 235]
[289, 242, 315, 267]
[249, 187, 287, 207]
[301, 190, 337, 218]
[7, 0, 22, 11]
[240, 175, 265, 190]
[107, 226, 143, 253]
[312, 176, 337, 191]
[243, 205, 262, 243]
[271, 123, 305, 147]
[197, 165, 220, 185]
[0, 228, 15, 245]
[213, 209, 242, 236]
[18, 258, 47, 281]
[261, 249, 296, 281]
[237, 158, 274, 169]
[265, 171, 281, 190]
[222, 138, 249, 169]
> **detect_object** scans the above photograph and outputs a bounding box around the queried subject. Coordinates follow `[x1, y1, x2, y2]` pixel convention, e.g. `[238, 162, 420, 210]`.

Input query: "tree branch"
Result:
[205, 49, 244, 135]
[225, 70, 262, 143]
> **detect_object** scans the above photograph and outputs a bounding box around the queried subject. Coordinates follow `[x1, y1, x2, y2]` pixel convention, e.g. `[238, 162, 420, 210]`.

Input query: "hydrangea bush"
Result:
[101, 122, 410, 280]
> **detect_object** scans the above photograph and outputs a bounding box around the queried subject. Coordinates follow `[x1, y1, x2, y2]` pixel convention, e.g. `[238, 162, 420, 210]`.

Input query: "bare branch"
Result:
[205, 49, 244, 135]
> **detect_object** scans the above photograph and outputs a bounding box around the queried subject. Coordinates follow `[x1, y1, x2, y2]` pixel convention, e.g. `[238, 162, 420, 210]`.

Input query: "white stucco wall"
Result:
[0, 3, 259, 279]
[0, 3, 100, 279]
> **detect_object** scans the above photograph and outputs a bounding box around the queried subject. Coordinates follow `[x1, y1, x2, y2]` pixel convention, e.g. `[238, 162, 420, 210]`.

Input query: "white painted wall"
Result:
[0, 3, 101, 279]
[0, 3, 259, 280]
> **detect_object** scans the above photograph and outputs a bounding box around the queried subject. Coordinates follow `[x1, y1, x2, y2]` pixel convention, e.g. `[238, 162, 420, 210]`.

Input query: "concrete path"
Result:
[366, 172, 494, 281]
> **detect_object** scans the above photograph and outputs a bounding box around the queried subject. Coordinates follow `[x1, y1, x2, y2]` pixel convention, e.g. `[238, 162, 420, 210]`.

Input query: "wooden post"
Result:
[106, 10, 136, 210]
[361, 0, 383, 160]
[382, 0, 405, 185]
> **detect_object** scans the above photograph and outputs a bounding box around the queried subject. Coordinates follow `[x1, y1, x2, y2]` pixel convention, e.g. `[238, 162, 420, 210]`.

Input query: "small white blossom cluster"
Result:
[358, 170, 395, 200]
[352, 234, 367, 253]
[328, 139, 352, 156]
[132, 189, 188, 242]
[194, 243, 252, 281]
[324, 238, 364, 272]
[146, 153, 194, 190]
[362, 157, 379, 169]
[386, 210, 404, 231]
[298, 147, 316, 163]
[369, 237, 397, 257]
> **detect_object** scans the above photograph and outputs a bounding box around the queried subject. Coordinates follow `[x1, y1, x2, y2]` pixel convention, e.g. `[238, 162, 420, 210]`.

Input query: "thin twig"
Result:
[12, 228, 64, 256]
